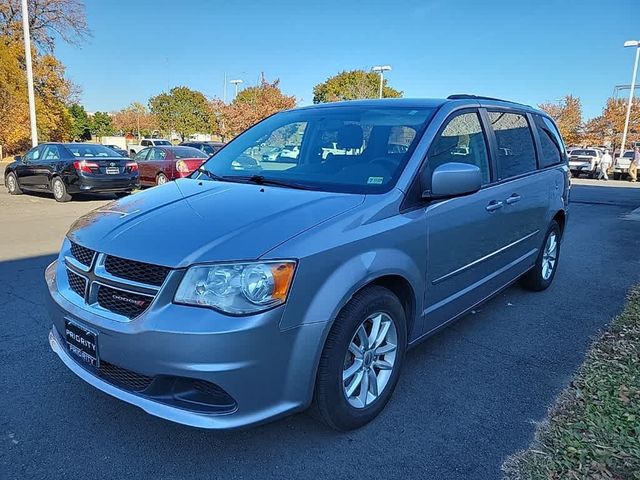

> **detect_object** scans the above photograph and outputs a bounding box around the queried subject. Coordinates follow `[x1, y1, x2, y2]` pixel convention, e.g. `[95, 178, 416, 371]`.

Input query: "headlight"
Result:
[174, 261, 296, 315]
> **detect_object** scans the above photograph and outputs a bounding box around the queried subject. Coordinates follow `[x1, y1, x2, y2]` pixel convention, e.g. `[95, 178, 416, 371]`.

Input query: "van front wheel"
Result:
[520, 220, 561, 291]
[312, 285, 407, 431]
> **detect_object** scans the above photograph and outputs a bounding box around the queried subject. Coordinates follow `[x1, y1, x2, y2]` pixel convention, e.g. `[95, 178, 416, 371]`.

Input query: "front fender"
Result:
[281, 248, 424, 337]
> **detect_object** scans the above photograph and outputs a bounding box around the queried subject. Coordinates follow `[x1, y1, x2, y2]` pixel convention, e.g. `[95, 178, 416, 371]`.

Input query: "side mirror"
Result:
[422, 162, 482, 199]
[14, 155, 22, 162]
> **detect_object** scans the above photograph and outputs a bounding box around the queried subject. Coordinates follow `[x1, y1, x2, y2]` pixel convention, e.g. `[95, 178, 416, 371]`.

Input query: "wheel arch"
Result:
[552, 209, 566, 239]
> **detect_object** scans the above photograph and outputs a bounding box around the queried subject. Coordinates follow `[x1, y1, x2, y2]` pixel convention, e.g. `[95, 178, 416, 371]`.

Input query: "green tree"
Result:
[68, 103, 90, 140]
[90, 111, 114, 139]
[313, 69, 402, 103]
[149, 86, 211, 140]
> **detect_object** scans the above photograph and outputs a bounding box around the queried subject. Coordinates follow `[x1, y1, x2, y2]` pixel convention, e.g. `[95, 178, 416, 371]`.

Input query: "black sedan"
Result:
[179, 141, 225, 156]
[4, 143, 139, 202]
[103, 144, 130, 157]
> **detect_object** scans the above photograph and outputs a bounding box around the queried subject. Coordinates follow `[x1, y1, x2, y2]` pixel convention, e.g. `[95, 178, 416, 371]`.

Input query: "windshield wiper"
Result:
[243, 175, 317, 191]
[196, 168, 226, 182]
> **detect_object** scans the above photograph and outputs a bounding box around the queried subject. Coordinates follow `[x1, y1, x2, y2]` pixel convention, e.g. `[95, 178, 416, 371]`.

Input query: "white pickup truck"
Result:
[127, 138, 172, 157]
[613, 150, 634, 180]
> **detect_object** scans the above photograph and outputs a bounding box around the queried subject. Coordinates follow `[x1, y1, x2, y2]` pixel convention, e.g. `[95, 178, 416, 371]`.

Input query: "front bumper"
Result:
[45, 260, 326, 429]
[568, 161, 595, 172]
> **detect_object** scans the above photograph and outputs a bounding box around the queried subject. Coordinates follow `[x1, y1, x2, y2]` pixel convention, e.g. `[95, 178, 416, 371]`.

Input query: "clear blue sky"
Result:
[56, 0, 638, 119]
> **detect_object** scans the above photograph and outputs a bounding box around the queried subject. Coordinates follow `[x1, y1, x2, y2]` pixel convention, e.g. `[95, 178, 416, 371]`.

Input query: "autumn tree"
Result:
[539, 95, 583, 146]
[223, 78, 296, 137]
[591, 98, 640, 152]
[0, 0, 90, 51]
[0, 39, 30, 152]
[0, 37, 74, 153]
[313, 69, 402, 103]
[112, 102, 156, 138]
[149, 86, 212, 141]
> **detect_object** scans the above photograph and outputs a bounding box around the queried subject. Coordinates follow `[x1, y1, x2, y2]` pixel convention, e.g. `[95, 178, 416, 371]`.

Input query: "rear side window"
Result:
[488, 111, 537, 179]
[427, 111, 491, 185]
[533, 115, 563, 168]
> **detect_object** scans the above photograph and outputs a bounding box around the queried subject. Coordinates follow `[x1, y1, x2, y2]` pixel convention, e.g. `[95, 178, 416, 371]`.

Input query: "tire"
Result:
[114, 191, 130, 199]
[613, 172, 621, 181]
[312, 285, 407, 431]
[5, 172, 23, 195]
[51, 177, 72, 202]
[520, 220, 561, 291]
[156, 173, 168, 186]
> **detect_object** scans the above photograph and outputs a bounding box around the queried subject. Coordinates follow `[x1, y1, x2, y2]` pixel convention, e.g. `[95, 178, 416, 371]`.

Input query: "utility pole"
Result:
[621, 40, 640, 155]
[371, 65, 392, 99]
[21, 0, 38, 147]
[223, 72, 227, 103]
[230, 79, 243, 98]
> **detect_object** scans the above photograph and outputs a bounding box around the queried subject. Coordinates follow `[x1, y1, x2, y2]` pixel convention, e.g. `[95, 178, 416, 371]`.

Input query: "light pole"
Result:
[21, 0, 38, 147]
[371, 65, 392, 99]
[620, 40, 640, 156]
[230, 79, 243, 99]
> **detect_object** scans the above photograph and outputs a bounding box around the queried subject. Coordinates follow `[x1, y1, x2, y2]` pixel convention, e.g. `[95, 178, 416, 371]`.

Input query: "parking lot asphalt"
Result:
[1, 179, 640, 480]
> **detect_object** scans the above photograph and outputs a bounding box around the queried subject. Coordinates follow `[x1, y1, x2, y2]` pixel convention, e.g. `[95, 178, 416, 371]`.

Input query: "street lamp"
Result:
[230, 79, 243, 98]
[371, 65, 392, 99]
[620, 40, 640, 156]
[21, 0, 38, 147]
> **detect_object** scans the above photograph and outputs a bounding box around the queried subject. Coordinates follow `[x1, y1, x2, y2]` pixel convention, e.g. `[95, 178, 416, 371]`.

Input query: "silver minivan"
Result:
[46, 96, 569, 431]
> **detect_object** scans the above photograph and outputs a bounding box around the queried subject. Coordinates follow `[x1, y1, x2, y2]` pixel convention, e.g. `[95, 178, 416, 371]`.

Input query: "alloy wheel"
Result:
[157, 174, 167, 185]
[53, 179, 64, 199]
[342, 312, 398, 409]
[7, 175, 16, 193]
[542, 232, 558, 280]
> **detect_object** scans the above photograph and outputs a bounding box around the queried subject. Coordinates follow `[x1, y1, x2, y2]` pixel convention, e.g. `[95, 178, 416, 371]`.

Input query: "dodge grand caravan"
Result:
[46, 96, 569, 431]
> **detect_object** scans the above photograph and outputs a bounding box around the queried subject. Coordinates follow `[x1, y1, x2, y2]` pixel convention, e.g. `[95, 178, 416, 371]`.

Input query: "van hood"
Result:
[67, 178, 364, 267]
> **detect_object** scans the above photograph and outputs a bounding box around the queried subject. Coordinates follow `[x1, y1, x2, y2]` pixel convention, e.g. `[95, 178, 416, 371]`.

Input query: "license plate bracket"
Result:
[65, 320, 99, 369]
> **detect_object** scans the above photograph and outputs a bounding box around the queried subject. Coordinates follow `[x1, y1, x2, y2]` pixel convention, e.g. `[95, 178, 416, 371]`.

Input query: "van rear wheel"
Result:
[520, 220, 560, 291]
[311, 285, 407, 431]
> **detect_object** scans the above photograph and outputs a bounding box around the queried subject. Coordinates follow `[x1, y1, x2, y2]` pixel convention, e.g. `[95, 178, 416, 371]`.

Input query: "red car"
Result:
[134, 146, 209, 187]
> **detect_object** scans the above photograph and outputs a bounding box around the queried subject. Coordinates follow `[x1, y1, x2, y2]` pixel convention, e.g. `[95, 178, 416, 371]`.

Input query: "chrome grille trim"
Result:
[60, 248, 171, 322]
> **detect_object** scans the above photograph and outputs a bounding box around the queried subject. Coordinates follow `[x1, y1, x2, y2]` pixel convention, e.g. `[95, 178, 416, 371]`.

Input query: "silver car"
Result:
[46, 96, 569, 430]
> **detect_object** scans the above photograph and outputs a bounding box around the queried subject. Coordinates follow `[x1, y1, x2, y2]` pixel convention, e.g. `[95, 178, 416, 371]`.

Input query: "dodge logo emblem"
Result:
[111, 293, 147, 307]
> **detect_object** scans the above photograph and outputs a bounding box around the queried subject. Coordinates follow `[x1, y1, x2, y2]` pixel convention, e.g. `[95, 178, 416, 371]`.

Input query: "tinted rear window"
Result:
[533, 115, 563, 168]
[488, 111, 537, 179]
[570, 150, 597, 156]
[169, 147, 208, 159]
[65, 144, 121, 157]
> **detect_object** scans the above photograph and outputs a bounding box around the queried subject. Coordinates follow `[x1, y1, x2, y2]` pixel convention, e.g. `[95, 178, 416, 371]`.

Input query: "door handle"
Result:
[486, 200, 504, 212]
[505, 194, 522, 205]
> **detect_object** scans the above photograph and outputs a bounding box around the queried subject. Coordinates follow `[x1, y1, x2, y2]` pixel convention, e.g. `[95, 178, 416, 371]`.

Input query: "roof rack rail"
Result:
[447, 94, 531, 107]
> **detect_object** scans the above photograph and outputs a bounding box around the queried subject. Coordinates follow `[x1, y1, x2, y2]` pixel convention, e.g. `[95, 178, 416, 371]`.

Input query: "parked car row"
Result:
[3, 143, 220, 202]
[567, 146, 637, 180]
[4, 143, 139, 202]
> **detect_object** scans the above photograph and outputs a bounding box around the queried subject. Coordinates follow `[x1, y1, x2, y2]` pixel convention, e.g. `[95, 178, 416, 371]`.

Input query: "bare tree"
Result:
[0, 0, 90, 50]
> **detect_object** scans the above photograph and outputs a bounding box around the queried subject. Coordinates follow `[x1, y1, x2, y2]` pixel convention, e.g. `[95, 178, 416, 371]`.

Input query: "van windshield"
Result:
[195, 106, 436, 193]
